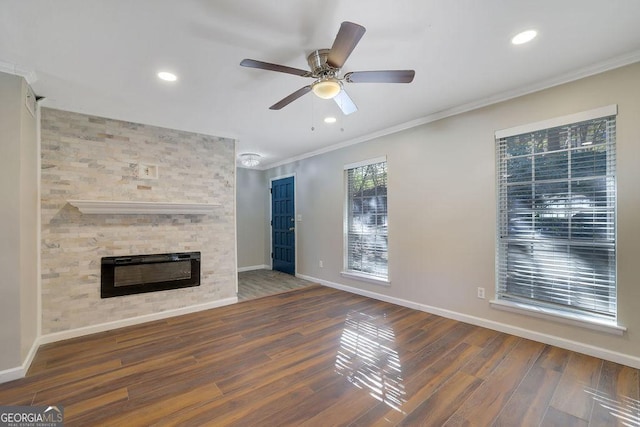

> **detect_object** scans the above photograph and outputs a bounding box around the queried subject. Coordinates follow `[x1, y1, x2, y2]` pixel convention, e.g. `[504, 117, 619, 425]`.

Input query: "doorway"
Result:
[271, 176, 295, 275]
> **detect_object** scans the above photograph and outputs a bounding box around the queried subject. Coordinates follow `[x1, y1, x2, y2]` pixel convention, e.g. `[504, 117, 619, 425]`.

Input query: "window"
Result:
[496, 106, 617, 322]
[344, 157, 388, 282]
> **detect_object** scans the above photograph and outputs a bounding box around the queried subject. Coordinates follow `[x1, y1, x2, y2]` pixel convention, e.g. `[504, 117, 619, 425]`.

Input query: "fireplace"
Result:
[101, 252, 200, 298]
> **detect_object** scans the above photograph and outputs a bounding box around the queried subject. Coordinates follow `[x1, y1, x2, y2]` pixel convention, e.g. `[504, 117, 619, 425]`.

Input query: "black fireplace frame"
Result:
[101, 252, 201, 298]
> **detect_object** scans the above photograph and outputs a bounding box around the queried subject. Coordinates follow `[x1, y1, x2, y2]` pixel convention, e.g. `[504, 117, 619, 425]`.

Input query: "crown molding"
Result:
[0, 60, 38, 84]
[261, 50, 640, 171]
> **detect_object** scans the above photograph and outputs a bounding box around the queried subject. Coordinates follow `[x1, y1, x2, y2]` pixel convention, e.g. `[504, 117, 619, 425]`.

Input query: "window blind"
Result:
[345, 160, 388, 279]
[496, 113, 616, 320]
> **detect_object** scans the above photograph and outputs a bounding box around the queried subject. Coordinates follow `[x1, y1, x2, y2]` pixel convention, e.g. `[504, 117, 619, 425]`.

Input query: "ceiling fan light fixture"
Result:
[240, 153, 261, 167]
[312, 78, 342, 99]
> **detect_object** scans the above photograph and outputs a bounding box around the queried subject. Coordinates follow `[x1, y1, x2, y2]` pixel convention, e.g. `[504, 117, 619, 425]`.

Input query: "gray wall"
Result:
[261, 63, 640, 363]
[236, 167, 268, 269]
[0, 72, 38, 371]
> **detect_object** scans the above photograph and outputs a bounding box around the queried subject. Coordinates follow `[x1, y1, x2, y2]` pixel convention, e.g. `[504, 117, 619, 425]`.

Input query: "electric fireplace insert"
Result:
[101, 252, 200, 298]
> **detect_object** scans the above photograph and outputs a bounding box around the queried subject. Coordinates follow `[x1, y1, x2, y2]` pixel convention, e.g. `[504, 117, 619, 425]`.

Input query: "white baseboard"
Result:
[297, 273, 640, 369]
[39, 297, 237, 345]
[22, 338, 40, 374]
[0, 296, 237, 384]
[237, 264, 270, 273]
[0, 339, 40, 384]
[0, 366, 25, 384]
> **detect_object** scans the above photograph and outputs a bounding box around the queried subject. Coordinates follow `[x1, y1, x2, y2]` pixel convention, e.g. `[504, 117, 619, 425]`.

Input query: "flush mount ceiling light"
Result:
[157, 71, 177, 82]
[240, 153, 261, 167]
[511, 30, 537, 45]
[324, 116, 337, 124]
[311, 77, 342, 99]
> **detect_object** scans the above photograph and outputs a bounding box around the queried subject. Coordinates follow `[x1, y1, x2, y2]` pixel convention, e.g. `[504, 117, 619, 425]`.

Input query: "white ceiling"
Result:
[2, 1, 640, 168]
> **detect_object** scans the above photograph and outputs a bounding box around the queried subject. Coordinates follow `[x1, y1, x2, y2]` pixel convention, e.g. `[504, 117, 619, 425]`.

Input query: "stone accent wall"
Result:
[40, 108, 236, 334]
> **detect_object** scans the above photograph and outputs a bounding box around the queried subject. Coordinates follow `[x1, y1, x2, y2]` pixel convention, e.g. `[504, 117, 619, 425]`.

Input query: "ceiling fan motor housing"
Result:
[307, 49, 337, 78]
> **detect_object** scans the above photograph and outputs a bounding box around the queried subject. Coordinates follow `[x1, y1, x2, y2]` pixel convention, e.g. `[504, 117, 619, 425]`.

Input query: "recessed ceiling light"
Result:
[157, 71, 177, 82]
[511, 30, 537, 45]
[324, 116, 337, 124]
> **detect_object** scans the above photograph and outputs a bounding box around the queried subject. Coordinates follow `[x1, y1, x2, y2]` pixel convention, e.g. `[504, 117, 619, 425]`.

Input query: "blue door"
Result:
[271, 176, 295, 275]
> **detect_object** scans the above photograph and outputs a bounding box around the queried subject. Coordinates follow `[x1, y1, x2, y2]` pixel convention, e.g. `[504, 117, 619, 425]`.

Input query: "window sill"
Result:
[490, 299, 626, 336]
[341, 271, 390, 286]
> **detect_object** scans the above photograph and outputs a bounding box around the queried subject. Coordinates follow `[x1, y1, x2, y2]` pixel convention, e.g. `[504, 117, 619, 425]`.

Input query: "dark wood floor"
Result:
[1, 285, 638, 426]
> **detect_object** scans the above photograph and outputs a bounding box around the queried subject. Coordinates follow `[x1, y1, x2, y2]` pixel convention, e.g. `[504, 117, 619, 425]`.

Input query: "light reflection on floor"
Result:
[334, 311, 406, 412]
[585, 387, 640, 426]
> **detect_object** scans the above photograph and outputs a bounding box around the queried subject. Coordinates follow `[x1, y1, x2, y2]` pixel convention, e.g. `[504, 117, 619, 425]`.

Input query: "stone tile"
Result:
[41, 108, 236, 334]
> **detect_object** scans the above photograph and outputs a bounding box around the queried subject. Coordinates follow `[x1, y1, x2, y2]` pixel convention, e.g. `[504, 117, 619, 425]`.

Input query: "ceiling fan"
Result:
[240, 21, 415, 115]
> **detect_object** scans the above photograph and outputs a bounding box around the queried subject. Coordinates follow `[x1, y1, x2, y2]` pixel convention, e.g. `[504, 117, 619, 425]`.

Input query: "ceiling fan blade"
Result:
[269, 86, 312, 110]
[333, 90, 358, 115]
[240, 59, 311, 77]
[327, 22, 366, 69]
[345, 70, 415, 83]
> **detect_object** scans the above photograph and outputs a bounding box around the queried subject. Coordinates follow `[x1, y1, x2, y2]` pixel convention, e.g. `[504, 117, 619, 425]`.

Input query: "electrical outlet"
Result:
[137, 163, 159, 179]
[477, 287, 485, 299]
[319, 260, 324, 268]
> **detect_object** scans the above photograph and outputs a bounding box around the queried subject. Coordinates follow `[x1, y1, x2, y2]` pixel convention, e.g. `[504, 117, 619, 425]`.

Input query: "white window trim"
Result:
[341, 270, 391, 286]
[343, 156, 389, 282]
[490, 299, 626, 336]
[495, 104, 617, 139]
[494, 105, 619, 329]
[343, 156, 388, 171]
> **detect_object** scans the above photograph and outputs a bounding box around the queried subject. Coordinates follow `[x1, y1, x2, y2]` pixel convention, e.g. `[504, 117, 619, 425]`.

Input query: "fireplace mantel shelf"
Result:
[67, 199, 221, 215]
